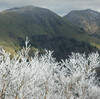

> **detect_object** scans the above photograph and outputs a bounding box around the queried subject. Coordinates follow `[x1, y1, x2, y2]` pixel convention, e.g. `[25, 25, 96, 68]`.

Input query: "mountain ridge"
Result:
[0, 6, 99, 60]
[0, 6, 80, 57]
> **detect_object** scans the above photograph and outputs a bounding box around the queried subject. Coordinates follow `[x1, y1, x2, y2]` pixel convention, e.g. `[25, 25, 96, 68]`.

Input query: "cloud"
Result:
[0, 0, 100, 16]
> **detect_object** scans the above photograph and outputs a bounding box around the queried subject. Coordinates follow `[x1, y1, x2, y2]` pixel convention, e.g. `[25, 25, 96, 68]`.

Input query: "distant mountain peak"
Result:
[81, 9, 99, 14]
[67, 9, 99, 15]
[84, 9, 94, 12]
[4, 6, 37, 12]
[2, 5, 55, 16]
[64, 9, 100, 34]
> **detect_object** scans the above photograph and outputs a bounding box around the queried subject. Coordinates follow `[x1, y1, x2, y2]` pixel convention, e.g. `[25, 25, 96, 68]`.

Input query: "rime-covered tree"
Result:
[0, 38, 99, 99]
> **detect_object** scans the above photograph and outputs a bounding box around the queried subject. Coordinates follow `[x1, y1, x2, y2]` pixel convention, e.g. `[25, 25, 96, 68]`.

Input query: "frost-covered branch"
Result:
[0, 39, 99, 99]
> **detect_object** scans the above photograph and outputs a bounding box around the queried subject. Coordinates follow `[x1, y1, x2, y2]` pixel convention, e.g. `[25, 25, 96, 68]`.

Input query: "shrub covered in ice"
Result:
[0, 38, 100, 99]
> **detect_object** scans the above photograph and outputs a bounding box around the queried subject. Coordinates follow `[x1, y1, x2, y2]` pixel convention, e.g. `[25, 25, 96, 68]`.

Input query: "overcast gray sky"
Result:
[0, 0, 100, 16]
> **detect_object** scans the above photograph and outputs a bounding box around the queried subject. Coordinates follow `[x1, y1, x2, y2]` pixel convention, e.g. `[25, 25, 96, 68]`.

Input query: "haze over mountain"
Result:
[0, 6, 99, 60]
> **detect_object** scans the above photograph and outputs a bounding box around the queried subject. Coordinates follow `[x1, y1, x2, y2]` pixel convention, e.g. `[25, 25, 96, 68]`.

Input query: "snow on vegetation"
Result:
[0, 37, 100, 99]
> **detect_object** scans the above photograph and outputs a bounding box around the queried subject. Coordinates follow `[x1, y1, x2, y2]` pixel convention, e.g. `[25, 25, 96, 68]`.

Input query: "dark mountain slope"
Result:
[29, 35, 99, 61]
